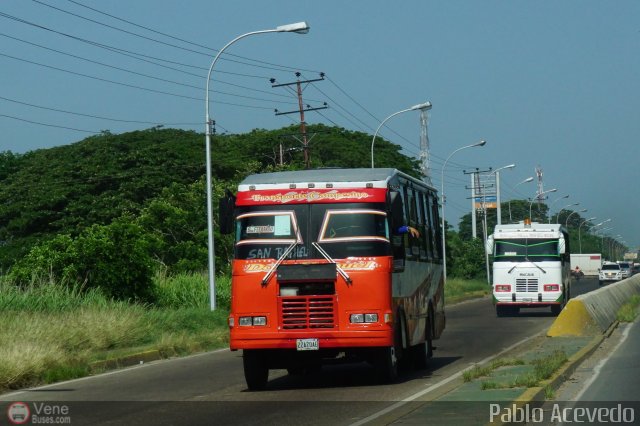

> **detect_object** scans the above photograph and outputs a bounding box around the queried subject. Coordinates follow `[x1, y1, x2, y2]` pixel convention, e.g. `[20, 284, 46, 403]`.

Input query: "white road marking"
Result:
[349, 333, 541, 426]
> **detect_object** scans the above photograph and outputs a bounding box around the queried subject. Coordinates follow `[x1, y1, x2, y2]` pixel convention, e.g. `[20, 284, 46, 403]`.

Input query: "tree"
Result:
[10, 219, 157, 301]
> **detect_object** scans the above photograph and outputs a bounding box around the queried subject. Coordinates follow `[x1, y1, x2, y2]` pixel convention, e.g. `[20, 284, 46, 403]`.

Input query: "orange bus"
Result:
[219, 168, 445, 390]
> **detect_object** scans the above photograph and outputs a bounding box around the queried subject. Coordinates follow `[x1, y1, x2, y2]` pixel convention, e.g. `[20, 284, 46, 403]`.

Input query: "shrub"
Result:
[10, 219, 157, 301]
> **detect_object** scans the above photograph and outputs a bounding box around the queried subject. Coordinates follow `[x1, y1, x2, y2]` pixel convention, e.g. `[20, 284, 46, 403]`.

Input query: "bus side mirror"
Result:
[219, 190, 236, 235]
[558, 238, 566, 254]
[388, 191, 404, 232]
[486, 235, 494, 255]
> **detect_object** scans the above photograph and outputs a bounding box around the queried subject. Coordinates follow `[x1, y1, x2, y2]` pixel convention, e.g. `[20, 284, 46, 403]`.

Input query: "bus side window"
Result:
[388, 190, 406, 271]
[431, 194, 442, 260]
[401, 186, 414, 260]
[417, 192, 429, 261]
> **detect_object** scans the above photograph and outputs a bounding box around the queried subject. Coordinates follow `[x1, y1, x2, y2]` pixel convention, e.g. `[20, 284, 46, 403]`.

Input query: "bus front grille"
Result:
[279, 296, 337, 329]
[515, 278, 538, 293]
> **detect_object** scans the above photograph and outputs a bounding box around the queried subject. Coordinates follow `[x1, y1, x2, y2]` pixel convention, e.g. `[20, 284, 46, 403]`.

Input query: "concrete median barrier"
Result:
[548, 274, 640, 337]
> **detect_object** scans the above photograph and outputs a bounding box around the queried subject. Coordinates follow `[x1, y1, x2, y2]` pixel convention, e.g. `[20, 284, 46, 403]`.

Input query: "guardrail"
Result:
[548, 274, 640, 336]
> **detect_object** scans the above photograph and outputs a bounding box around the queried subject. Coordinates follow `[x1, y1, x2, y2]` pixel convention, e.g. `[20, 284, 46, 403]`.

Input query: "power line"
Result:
[0, 32, 318, 105]
[0, 95, 199, 126]
[0, 51, 279, 109]
[61, 0, 322, 74]
[1, 113, 98, 133]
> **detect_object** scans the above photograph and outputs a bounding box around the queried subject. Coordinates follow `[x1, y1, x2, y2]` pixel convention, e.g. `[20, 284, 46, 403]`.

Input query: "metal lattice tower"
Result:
[419, 108, 431, 185]
[535, 166, 544, 203]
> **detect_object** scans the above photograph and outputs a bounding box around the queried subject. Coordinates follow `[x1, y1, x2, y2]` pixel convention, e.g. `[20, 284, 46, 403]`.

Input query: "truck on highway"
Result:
[219, 168, 445, 390]
[569, 253, 602, 276]
[486, 220, 571, 316]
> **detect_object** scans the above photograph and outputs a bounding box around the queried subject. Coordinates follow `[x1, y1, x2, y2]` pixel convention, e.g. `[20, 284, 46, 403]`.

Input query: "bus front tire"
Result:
[243, 350, 268, 391]
[496, 305, 507, 317]
[374, 346, 398, 383]
[413, 320, 433, 370]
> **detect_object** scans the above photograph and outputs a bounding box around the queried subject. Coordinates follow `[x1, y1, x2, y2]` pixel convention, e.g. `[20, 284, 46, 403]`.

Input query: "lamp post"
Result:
[489, 164, 515, 225]
[205, 21, 310, 311]
[508, 176, 533, 222]
[578, 216, 596, 253]
[565, 208, 587, 228]
[370, 102, 432, 168]
[529, 188, 557, 221]
[547, 194, 569, 223]
[554, 202, 579, 224]
[441, 140, 486, 283]
[596, 226, 613, 258]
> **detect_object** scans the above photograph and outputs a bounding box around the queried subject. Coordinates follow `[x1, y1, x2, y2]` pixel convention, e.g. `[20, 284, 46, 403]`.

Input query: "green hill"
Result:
[0, 125, 419, 271]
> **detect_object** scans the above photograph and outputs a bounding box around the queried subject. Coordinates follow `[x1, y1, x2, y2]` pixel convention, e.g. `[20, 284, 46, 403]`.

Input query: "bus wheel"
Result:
[243, 350, 268, 391]
[374, 346, 398, 383]
[413, 319, 433, 370]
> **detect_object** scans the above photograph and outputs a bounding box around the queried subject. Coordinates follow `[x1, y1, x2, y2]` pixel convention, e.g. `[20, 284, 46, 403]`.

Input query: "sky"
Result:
[1, 1, 639, 251]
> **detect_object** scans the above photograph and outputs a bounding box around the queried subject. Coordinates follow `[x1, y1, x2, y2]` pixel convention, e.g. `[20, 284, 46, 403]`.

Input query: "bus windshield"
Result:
[318, 209, 389, 242]
[494, 238, 560, 262]
[234, 203, 391, 260]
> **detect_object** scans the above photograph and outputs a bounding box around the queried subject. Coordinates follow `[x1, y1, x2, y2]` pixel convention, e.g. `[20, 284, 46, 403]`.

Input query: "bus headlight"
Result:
[350, 314, 364, 323]
[350, 313, 379, 323]
[238, 316, 267, 326]
[252, 316, 267, 326]
[364, 313, 378, 323]
[239, 317, 253, 326]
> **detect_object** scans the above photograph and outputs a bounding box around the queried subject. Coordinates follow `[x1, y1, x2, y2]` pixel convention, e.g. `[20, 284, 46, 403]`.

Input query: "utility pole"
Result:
[271, 72, 327, 169]
[419, 108, 432, 185]
[535, 166, 544, 204]
[464, 167, 492, 239]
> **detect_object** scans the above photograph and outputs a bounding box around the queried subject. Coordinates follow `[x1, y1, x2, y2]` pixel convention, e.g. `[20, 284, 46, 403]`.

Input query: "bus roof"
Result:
[492, 222, 567, 238]
[238, 168, 436, 191]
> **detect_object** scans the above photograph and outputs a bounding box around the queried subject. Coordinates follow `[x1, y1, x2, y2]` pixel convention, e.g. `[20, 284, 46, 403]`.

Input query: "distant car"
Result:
[618, 262, 632, 279]
[599, 262, 622, 286]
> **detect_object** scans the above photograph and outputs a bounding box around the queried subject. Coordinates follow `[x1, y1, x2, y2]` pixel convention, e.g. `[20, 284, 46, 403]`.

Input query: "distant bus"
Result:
[486, 221, 571, 316]
[220, 168, 445, 390]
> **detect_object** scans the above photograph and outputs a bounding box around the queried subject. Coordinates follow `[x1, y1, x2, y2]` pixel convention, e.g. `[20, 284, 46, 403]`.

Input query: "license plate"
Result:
[522, 298, 533, 302]
[296, 338, 319, 351]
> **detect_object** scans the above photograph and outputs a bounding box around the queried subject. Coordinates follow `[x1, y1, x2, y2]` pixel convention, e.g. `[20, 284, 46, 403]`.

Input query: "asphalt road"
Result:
[1, 277, 599, 425]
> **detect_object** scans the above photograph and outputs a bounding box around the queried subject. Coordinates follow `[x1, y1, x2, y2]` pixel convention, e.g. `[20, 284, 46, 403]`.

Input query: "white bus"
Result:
[486, 220, 571, 316]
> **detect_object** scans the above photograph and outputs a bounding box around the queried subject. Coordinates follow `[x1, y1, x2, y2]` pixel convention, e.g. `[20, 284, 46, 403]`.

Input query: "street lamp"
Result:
[529, 188, 557, 221]
[204, 21, 310, 311]
[370, 102, 432, 168]
[489, 164, 515, 225]
[554, 202, 580, 224]
[578, 216, 596, 253]
[596, 226, 614, 258]
[565, 208, 587, 228]
[547, 194, 569, 224]
[592, 218, 611, 232]
[508, 176, 533, 222]
[441, 140, 486, 283]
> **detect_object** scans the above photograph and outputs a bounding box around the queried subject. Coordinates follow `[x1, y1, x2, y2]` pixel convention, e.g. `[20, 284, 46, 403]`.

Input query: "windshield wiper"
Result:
[261, 240, 299, 286]
[508, 257, 546, 274]
[526, 257, 547, 274]
[312, 242, 352, 284]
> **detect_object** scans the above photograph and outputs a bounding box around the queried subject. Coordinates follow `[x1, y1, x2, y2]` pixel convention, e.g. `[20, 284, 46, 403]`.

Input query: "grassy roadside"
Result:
[616, 294, 640, 322]
[445, 277, 490, 304]
[0, 274, 487, 393]
[0, 273, 230, 393]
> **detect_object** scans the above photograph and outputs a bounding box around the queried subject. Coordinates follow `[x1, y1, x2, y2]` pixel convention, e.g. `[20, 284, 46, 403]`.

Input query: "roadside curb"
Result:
[515, 332, 606, 403]
[89, 349, 164, 372]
